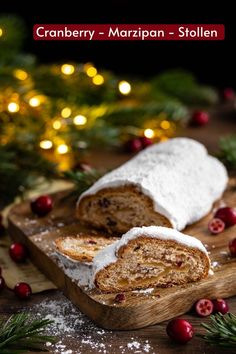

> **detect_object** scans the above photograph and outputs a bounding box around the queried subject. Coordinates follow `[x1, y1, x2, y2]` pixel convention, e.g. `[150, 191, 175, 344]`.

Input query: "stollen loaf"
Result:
[77, 138, 228, 233]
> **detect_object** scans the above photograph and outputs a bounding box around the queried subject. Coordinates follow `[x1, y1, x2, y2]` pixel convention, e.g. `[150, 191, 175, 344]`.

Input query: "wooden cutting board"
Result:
[7, 180, 236, 330]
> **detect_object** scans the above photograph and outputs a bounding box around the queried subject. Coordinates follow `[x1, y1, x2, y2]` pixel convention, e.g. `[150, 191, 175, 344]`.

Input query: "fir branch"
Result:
[0, 142, 57, 207]
[63, 169, 104, 196]
[218, 136, 236, 171]
[0, 313, 55, 353]
[152, 70, 218, 105]
[101, 101, 188, 127]
[199, 313, 236, 348]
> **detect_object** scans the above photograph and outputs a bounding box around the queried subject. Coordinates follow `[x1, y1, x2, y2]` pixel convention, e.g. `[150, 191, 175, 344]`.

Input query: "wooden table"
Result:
[0, 103, 236, 354]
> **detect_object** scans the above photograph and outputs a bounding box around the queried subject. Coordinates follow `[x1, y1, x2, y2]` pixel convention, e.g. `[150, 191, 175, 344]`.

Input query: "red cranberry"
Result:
[166, 318, 194, 344]
[191, 111, 209, 127]
[115, 293, 126, 303]
[0, 276, 5, 292]
[195, 298, 213, 317]
[222, 88, 235, 101]
[88, 240, 97, 244]
[215, 207, 236, 227]
[213, 299, 229, 314]
[9, 243, 27, 263]
[208, 218, 225, 234]
[125, 138, 142, 153]
[31, 195, 53, 216]
[14, 282, 32, 299]
[140, 136, 153, 149]
[229, 238, 236, 257]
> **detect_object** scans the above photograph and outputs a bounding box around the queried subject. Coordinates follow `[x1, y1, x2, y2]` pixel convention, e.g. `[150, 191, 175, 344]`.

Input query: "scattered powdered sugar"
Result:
[132, 288, 154, 294]
[220, 251, 228, 255]
[212, 261, 219, 268]
[29, 297, 155, 353]
[128, 341, 140, 349]
[51, 252, 93, 289]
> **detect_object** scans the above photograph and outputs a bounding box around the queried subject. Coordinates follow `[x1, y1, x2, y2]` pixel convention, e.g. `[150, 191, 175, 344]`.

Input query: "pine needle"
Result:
[63, 169, 104, 197]
[199, 313, 236, 347]
[0, 313, 55, 352]
[218, 136, 236, 171]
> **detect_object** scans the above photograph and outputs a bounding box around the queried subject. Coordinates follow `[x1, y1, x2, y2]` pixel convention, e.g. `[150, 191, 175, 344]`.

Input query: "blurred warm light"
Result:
[92, 74, 104, 85]
[83, 62, 93, 71]
[160, 120, 171, 130]
[29, 96, 41, 107]
[160, 136, 169, 142]
[118, 80, 131, 95]
[73, 115, 87, 125]
[53, 120, 62, 130]
[61, 64, 75, 75]
[86, 66, 97, 77]
[7, 102, 19, 112]
[57, 144, 69, 154]
[39, 140, 53, 149]
[144, 128, 155, 139]
[0, 28, 3, 37]
[13, 69, 28, 81]
[61, 107, 71, 118]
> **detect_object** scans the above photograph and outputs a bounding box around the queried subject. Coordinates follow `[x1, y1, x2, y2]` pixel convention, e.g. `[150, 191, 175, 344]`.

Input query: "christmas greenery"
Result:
[0, 313, 55, 353]
[0, 14, 222, 206]
[0, 142, 57, 207]
[0, 14, 217, 154]
[63, 169, 103, 197]
[199, 313, 236, 348]
[218, 136, 236, 171]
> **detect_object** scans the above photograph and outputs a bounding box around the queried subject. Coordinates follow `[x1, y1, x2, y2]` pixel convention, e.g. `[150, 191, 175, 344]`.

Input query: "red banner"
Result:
[33, 24, 225, 41]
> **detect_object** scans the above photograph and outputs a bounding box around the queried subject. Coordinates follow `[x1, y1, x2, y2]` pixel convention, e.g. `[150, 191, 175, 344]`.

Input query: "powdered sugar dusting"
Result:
[28, 297, 155, 353]
[132, 288, 154, 294]
[51, 251, 93, 289]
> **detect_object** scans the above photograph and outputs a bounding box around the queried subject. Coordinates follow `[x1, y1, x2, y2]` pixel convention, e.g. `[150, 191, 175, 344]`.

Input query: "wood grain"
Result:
[7, 178, 236, 330]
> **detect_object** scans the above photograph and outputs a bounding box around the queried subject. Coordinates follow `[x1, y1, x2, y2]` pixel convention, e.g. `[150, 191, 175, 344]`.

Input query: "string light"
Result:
[61, 64, 75, 75]
[73, 115, 87, 125]
[7, 102, 19, 113]
[86, 66, 97, 77]
[61, 107, 71, 118]
[53, 120, 62, 130]
[39, 140, 53, 149]
[144, 128, 155, 139]
[160, 120, 171, 130]
[0, 27, 3, 37]
[13, 69, 28, 81]
[92, 74, 104, 85]
[57, 144, 69, 154]
[29, 96, 41, 107]
[118, 80, 131, 95]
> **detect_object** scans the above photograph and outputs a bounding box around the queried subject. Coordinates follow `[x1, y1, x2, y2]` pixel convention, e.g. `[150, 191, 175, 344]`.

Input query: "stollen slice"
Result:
[93, 226, 210, 292]
[55, 233, 119, 263]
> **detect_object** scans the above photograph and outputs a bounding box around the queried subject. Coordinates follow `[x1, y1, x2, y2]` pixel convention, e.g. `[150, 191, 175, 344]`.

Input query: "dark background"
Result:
[1, 1, 235, 87]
